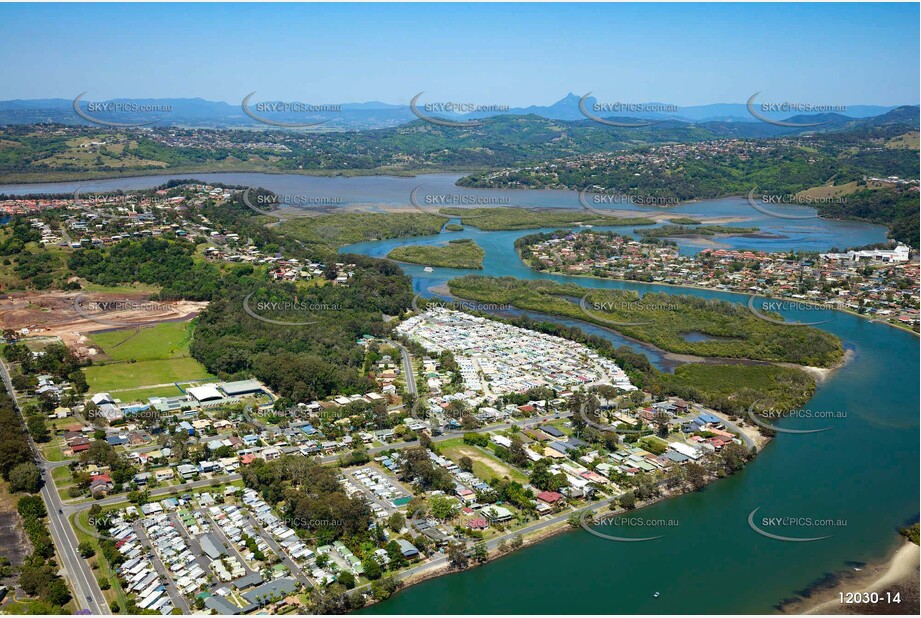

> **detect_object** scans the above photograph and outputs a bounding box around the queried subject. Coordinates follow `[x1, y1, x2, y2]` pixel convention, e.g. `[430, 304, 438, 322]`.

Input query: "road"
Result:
[388, 340, 417, 397]
[0, 358, 108, 615]
[64, 411, 572, 517]
[133, 520, 190, 614]
[244, 513, 316, 589]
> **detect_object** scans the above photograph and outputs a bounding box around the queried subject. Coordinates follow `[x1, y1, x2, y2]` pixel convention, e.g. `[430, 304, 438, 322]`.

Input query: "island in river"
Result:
[387, 239, 485, 269]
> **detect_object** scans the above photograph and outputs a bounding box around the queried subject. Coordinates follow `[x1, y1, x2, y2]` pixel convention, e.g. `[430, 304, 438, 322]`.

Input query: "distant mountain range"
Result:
[0, 94, 916, 132]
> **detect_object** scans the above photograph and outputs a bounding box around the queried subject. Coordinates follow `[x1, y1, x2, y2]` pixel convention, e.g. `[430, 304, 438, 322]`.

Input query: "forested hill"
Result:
[2, 106, 916, 180]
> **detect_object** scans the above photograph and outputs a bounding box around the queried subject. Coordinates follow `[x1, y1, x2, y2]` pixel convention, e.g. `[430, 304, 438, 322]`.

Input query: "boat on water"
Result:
[423, 266, 434, 272]
[653, 592, 660, 598]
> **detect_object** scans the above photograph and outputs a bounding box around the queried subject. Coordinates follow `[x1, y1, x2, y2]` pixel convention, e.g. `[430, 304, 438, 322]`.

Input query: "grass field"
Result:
[439, 438, 529, 484]
[108, 384, 186, 401]
[84, 321, 213, 393]
[88, 321, 195, 362]
[41, 444, 65, 462]
[84, 357, 214, 392]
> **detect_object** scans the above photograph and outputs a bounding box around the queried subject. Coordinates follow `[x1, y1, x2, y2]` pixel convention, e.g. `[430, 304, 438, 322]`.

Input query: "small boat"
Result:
[423, 266, 434, 272]
[653, 592, 660, 598]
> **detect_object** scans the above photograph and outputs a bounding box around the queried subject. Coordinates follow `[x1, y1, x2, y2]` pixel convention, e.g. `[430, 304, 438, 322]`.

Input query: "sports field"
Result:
[84, 357, 214, 392]
[88, 321, 195, 361]
[85, 321, 213, 393]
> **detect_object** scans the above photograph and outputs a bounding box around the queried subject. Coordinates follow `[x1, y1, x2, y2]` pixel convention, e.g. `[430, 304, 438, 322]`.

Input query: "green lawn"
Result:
[84, 357, 213, 392]
[42, 445, 65, 462]
[52, 466, 73, 485]
[439, 438, 529, 484]
[108, 384, 186, 402]
[88, 321, 195, 362]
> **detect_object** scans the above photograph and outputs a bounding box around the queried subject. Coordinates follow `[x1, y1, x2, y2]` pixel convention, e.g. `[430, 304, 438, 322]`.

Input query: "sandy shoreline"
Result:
[789, 539, 920, 615]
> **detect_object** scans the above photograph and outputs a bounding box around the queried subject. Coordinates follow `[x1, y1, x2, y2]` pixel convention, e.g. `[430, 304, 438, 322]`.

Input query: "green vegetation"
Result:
[899, 522, 920, 545]
[494, 313, 817, 414]
[1, 345, 86, 483]
[388, 239, 485, 269]
[279, 212, 445, 249]
[106, 384, 186, 401]
[444, 223, 464, 231]
[88, 321, 197, 361]
[0, 114, 804, 181]
[68, 236, 221, 300]
[459, 127, 920, 246]
[636, 224, 759, 238]
[83, 322, 213, 395]
[438, 438, 529, 484]
[240, 455, 372, 546]
[441, 206, 655, 230]
[0, 219, 72, 290]
[447, 275, 843, 367]
[15, 495, 72, 610]
[657, 363, 817, 414]
[817, 186, 919, 248]
[84, 356, 214, 392]
[667, 217, 702, 225]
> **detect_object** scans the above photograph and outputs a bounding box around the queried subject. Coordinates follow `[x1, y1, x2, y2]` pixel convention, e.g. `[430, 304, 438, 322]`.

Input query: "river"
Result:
[340, 226, 918, 614]
[4, 172, 916, 613]
[0, 172, 889, 254]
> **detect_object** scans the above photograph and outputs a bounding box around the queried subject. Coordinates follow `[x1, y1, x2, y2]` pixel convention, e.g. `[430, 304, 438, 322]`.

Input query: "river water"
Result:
[0, 172, 888, 254]
[4, 172, 916, 613]
[340, 229, 918, 614]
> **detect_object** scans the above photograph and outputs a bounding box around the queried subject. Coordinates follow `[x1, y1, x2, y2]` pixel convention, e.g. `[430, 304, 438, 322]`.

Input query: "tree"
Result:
[619, 491, 637, 510]
[387, 511, 405, 532]
[362, 556, 382, 580]
[447, 542, 469, 570]
[8, 462, 42, 493]
[370, 576, 398, 601]
[719, 442, 751, 473]
[78, 540, 96, 558]
[429, 495, 459, 520]
[472, 540, 488, 564]
[337, 571, 356, 589]
[386, 540, 406, 568]
[458, 456, 474, 472]
[27, 416, 51, 442]
[567, 512, 582, 528]
[684, 462, 708, 490]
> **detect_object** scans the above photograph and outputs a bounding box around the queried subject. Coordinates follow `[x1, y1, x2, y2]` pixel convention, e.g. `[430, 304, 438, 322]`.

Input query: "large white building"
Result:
[821, 244, 910, 263]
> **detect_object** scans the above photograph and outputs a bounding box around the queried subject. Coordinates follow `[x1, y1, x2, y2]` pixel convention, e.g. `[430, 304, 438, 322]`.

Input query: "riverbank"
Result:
[519, 253, 919, 337]
[0, 165, 483, 185]
[374, 430, 768, 609]
[426, 281, 850, 383]
[775, 538, 920, 615]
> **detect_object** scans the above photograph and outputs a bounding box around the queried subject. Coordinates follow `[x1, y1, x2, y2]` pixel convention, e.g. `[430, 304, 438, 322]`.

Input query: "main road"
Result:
[386, 339, 417, 397]
[0, 358, 108, 615]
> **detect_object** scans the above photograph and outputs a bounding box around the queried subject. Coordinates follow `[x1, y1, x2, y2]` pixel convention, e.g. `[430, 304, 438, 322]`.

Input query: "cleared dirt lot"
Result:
[0, 291, 207, 358]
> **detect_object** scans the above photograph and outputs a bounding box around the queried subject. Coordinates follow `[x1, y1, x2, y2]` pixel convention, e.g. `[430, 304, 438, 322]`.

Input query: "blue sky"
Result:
[1, 2, 917, 105]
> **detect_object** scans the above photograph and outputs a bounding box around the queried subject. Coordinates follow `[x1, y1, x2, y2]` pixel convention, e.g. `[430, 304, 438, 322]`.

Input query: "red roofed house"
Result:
[536, 490, 564, 506]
